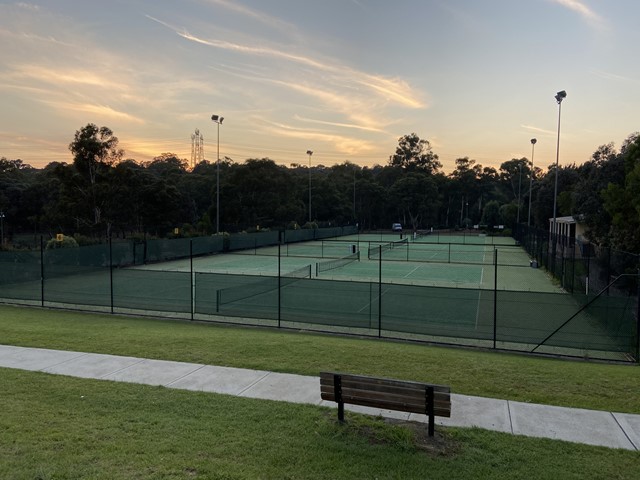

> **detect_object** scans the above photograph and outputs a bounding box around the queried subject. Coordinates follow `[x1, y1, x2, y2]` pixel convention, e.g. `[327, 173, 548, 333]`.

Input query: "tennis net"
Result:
[367, 238, 408, 259]
[316, 251, 360, 276]
[216, 264, 311, 310]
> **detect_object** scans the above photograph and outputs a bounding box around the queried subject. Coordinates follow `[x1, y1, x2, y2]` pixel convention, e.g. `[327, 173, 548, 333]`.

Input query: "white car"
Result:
[391, 223, 402, 232]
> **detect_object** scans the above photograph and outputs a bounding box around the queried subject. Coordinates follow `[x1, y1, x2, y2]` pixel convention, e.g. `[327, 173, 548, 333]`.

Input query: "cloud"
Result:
[42, 100, 145, 124]
[146, 15, 425, 110]
[10, 64, 128, 91]
[293, 115, 386, 133]
[549, 0, 606, 29]
[521, 124, 557, 136]
[16, 3, 40, 12]
[199, 0, 302, 39]
[590, 69, 635, 83]
[257, 117, 377, 156]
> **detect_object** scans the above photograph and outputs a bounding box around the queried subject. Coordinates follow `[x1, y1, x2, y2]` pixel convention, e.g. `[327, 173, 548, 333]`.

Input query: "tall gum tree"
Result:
[68, 124, 123, 230]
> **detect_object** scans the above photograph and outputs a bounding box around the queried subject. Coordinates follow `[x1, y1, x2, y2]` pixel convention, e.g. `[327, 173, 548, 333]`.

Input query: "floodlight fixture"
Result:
[555, 90, 566, 103]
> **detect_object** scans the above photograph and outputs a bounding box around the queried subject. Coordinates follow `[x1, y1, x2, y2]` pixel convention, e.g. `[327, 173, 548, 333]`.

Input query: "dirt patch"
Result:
[324, 411, 460, 457]
[383, 418, 458, 456]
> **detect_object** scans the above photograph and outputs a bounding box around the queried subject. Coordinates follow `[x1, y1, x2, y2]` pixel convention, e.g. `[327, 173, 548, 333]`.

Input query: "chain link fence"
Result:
[1, 226, 637, 363]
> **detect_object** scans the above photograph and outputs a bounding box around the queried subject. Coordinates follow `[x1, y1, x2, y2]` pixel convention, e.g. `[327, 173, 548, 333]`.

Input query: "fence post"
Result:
[109, 237, 114, 314]
[278, 242, 281, 328]
[40, 236, 44, 307]
[378, 245, 382, 338]
[190, 239, 194, 321]
[493, 248, 498, 349]
[636, 269, 640, 364]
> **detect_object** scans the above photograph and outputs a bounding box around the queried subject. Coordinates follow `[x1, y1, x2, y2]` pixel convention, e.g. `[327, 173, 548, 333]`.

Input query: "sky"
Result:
[1, 0, 639, 173]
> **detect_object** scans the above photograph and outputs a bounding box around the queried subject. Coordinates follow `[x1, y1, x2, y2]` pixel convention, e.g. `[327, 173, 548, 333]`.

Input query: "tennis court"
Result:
[0, 229, 636, 362]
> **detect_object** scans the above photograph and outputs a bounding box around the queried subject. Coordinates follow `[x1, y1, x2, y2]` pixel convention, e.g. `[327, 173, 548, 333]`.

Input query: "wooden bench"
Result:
[320, 372, 451, 436]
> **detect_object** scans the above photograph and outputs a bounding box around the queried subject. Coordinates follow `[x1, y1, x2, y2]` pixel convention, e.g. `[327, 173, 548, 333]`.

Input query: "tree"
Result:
[68, 124, 123, 231]
[603, 134, 640, 251]
[389, 133, 441, 174]
[389, 173, 439, 231]
[481, 200, 501, 229]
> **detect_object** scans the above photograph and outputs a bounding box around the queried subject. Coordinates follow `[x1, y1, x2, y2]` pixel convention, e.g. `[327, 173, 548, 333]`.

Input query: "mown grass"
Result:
[1, 304, 639, 414]
[1, 368, 639, 480]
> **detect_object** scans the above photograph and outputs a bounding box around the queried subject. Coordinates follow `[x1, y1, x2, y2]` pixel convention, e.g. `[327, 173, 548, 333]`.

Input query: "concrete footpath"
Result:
[1, 344, 638, 451]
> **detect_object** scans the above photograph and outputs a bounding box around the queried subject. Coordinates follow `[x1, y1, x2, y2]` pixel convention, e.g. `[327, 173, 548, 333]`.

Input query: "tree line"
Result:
[1, 124, 639, 253]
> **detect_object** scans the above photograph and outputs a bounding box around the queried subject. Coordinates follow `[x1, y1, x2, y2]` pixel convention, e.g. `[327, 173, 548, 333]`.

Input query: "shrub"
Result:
[45, 235, 79, 250]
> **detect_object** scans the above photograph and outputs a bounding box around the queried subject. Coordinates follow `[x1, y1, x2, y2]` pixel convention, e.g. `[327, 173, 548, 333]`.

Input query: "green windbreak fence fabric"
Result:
[0, 250, 41, 301]
[496, 290, 583, 346]
[42, 244, 112, 307]
[280, 278, 375, 328]
[1, 228, 636, 362]
[496, 290, 635, 354]
[113, 269, 191, 313]
[229, 231, 279, 251]
[192, 236, 224, 256]
[381, 285, 495, 341]
[195, 272, 279, 320]
[146, 238, 191, 263]
[283, 229, 314, 243]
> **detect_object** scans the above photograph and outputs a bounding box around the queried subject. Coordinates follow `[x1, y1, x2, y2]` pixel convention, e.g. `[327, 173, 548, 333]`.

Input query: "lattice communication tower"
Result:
[190, 129, 204, 169]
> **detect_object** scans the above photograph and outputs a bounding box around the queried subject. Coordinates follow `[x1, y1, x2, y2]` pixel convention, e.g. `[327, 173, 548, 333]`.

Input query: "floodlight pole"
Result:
[552, 91, 566, 248]
[527, 138, 537, 227]
[517, 162, 522, 224]
[211, 114, 224, 234]
[307, 150, 313, 223]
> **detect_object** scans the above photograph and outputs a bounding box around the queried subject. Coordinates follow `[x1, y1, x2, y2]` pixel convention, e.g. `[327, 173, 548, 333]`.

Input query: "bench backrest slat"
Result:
[320, 371, 451, 418]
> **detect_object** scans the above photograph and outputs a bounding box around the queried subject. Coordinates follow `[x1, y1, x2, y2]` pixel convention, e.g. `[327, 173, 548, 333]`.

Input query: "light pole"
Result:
[517, 161, 522, 224]
[211, 114, 224, 234]
[552, 90, 566, 246]
[306, 150, 313, 223]
[527, 138, 537, 227]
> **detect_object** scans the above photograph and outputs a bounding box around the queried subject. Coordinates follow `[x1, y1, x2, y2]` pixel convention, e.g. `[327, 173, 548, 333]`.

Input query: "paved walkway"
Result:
[1, 344, 638, 451]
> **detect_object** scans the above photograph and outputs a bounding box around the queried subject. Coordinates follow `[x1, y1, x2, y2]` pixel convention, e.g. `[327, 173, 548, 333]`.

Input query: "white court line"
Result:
[476, 256, 486, 330]
[403, 266, 421, 278]
[357, 286, 392, 314]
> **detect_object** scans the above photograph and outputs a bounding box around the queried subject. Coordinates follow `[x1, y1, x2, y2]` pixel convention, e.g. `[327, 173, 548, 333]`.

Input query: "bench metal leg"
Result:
[426, 385, 435, 437]
[334, 374, 345, 423]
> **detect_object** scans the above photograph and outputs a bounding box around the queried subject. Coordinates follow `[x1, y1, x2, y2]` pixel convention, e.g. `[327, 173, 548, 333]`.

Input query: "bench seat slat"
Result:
[321, 392, 451, 417]
[320, 384, 450, 401]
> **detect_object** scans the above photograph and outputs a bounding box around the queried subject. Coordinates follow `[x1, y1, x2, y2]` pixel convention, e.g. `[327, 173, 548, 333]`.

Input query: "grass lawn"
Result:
[1, 368, 639, 480]
[0, 304, 638, 413]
